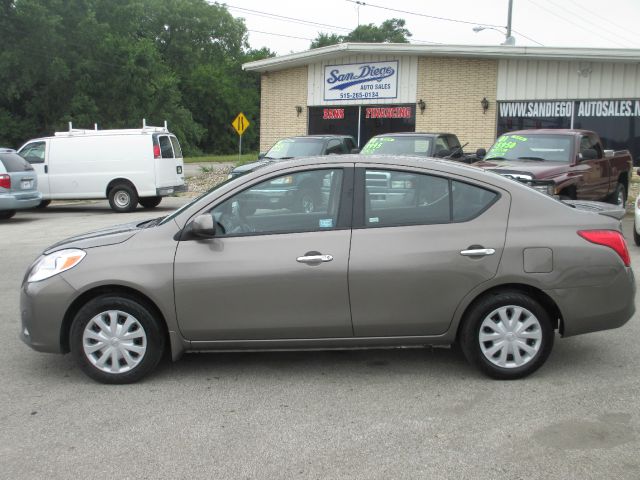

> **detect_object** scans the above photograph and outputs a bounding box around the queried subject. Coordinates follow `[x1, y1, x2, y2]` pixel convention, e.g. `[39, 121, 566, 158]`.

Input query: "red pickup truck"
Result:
[475, 129, 632, 206]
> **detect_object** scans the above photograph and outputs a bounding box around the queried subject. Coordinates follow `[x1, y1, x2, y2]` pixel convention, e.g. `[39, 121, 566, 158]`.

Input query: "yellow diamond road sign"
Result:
[232, 112, 250, 136]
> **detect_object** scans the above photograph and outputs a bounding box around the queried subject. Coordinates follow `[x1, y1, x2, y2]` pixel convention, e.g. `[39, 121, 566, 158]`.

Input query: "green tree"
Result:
[0, 0, 268, 154]
[310, 18, 411, 49]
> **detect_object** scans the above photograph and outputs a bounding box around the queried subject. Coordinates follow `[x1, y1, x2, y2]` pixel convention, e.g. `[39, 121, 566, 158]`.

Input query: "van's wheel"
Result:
[36, 200, 51, 209]
[608, 182, 626, 209]
[139, 196, 162, 209]
[70, 295, 165, 384]
[0, 210, 16, 220]
[108, 183, 138, 212]
[460, 291, 554, 380]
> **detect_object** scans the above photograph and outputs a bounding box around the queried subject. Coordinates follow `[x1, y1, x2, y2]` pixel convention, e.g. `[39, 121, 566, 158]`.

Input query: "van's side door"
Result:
[18, 141, 50, 197]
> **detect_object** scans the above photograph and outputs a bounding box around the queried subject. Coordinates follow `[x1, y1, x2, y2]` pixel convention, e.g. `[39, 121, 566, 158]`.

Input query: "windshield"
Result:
[264, 138, 324, 159]
[486, 134, 573, 162]
[361, 136, 433, 156]
[158, 176, 241, 225]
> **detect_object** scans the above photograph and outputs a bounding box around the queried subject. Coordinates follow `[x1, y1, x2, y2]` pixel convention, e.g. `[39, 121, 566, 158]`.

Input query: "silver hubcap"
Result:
[114, 190, 130, 208]
[617, 189, 625, 208]
[82, 310, 147, 374]
[479, 305, 542, 369]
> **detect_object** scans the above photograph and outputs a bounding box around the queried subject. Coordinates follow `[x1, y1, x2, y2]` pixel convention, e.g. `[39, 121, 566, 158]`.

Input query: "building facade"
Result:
[244, 44, 640, 163]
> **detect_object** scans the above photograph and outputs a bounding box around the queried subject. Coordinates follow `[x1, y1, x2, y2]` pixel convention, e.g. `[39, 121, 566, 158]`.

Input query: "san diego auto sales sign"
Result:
[324, 61, 398, 101]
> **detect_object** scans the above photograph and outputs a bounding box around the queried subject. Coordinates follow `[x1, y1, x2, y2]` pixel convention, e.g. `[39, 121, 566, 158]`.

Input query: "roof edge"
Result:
[243, 43, 640, 72]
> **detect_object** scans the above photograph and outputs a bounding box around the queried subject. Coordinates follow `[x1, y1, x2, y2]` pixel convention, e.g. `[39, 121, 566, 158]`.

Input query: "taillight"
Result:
[0, 174, 10, 189]
[578, 230, 630, 267]
[153, 144, 161, 159]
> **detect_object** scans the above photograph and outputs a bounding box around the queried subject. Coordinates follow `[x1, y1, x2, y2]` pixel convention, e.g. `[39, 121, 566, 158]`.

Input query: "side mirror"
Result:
[258, 152, 266, 160]
[476, 148, 487, 159]
[580, 148, 598, 161]
[191, 214, 216, 238]
[350, 148, 360, 154]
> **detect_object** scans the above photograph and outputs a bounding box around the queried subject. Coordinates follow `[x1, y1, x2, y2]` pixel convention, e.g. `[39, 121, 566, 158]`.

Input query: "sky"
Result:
[221, 0, 640, 55]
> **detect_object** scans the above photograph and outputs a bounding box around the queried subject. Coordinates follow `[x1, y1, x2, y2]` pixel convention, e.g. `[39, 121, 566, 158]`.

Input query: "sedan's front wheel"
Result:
[70, 295, 165, 384]
[460, 291, 554, 379]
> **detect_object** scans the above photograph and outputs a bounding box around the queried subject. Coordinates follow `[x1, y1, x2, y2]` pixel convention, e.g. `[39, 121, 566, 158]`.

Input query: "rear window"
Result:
[361, 136, 432, 156]
[0, 153, 34, 172]
[170, 136, 183, 158]
[159, 136, 174, 158]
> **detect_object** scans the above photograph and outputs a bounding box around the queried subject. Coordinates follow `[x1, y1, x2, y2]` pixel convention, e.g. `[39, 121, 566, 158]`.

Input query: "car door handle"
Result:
[296, 254, 333, 263]
[460, 248, 495, 257]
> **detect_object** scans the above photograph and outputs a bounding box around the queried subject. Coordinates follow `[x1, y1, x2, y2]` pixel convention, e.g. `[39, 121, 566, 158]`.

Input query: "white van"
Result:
[17, 123, 186, 212]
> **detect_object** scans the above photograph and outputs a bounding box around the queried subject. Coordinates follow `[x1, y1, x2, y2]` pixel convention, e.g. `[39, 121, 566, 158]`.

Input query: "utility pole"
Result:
[503, 0, 515, 45]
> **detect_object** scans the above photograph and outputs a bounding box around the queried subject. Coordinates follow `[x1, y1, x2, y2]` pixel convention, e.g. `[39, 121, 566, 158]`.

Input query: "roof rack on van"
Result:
[54, 119, 170, 136]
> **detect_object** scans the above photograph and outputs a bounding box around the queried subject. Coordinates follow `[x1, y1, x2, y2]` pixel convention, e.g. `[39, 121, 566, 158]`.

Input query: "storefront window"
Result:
[308, 107, 359, 141]
[308, 104, 415, 148]
[497, 100, 640, 165]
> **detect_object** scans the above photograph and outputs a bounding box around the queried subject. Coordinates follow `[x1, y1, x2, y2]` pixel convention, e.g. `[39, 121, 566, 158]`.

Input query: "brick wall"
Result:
[416, 57, 498, 152]
[259, 66, 308, 152]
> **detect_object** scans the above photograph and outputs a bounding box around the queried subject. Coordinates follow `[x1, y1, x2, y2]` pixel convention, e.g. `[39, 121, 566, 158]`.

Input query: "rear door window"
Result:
[452, 180, 498, 222]
[0, 153, 34, 172]
[158, 136, 174, 158]
[170, 136, 183, 158]
[363, 169, 499, 227]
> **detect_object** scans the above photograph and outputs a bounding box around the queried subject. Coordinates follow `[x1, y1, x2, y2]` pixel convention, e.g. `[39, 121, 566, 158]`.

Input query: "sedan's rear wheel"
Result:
[0, 210, 16, 220]
[460, 291, 554, 379]
[70, 295, 164, 384]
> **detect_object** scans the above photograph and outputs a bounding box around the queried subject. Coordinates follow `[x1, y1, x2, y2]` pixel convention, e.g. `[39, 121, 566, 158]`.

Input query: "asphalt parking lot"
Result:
[2, 198, 640, 480]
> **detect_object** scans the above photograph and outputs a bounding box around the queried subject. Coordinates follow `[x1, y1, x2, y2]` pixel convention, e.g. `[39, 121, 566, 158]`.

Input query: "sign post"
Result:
[231, 112, 250, 163]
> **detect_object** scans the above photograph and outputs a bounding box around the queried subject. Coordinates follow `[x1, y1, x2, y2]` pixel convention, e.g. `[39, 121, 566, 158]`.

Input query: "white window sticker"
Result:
[319, 219, 333, 228]
[369, 217, 379, 224]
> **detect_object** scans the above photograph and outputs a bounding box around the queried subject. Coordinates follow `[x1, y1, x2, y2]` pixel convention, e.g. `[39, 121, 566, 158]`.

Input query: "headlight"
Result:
[531, 183, 555, 196]
[28, 249, 86, 282]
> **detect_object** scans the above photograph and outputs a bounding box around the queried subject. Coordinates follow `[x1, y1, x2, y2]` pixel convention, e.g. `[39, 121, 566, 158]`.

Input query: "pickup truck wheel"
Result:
[460, 291, 554, 380]
[634, 220, 640, 246]
[36, 200, 51, 209]
[139, 196, 162, 209]
[609, 183, 626, 209]
[108, 184, 138, 213]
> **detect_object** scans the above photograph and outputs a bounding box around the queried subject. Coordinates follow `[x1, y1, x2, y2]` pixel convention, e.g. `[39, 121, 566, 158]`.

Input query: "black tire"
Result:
[634, 220, 640, 246]
[70, 295, 165, 384]
[460, 290, 554, 380]
[36, 200, 51, 209]
[608, 182, 626, 208]
[0, 210, 16, 219]
[139, 196, 162, 209]
[108, 183, 138, 213]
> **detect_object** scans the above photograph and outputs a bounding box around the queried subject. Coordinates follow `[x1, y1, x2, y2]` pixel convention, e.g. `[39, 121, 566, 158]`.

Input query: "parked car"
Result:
[0, 151, 41, 219]
[475, 129, 632, 205]
[228, 135, 357, 179]
[361, 132, 467, 161]
[21, 155, 635, 383]
[17, 123, 186, 212]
